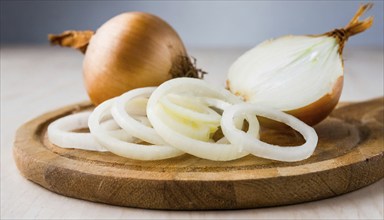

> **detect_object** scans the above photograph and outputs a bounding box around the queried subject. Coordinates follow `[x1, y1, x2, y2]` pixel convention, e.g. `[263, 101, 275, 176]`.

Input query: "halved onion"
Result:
[226, 4, 373, 125]
[221, 103, 318, 162]
[88, 98, 184, 160]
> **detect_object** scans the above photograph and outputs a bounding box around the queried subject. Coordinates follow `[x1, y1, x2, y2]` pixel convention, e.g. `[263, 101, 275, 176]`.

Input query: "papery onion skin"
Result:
[84, 12, 190, 105]
[257, 76, 343, 127]
[286, 76, 343, 126]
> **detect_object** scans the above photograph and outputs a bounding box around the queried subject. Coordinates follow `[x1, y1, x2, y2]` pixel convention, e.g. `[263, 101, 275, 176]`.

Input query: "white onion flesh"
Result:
[227, 35, 343, 111]
[221, 103, 318, 162]
[47, 112, 107, 151]
[49, 77, 318, 162]
[146, 78, 259, 161]
[160, 94, 222, 124]
[111, 87, 167, 145]
[88, 98, 184, 160]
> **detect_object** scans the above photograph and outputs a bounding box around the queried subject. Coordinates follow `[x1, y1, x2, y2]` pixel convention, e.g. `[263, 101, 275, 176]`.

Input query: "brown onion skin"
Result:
[257, 76, 344, 128]
[287, 76, 343, 126]
[83, 12, 188, 105]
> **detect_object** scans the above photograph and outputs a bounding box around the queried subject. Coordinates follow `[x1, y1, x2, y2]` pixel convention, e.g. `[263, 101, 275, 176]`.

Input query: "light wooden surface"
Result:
[1, 46, 383, 219]
[13, 98, 384, 210]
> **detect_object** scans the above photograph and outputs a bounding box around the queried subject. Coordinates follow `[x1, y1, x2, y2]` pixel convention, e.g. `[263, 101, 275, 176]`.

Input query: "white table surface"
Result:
[1, 45, 383, 219]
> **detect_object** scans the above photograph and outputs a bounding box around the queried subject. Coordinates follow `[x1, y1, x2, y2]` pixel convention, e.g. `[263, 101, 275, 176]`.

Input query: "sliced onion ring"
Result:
[146, 78, 256, 161]
[111, 87, 168, 145]
[221, 103, 318, 162]
[89, 98, 184, 160]
[47, 112, 107, 151]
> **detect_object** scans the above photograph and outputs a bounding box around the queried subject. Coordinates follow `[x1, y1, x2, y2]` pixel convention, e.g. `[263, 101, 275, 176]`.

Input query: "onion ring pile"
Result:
[48, 78, 318, 162]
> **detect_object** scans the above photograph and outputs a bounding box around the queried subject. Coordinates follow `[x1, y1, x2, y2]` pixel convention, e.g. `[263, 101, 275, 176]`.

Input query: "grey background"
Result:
[1, 0, 383, 48]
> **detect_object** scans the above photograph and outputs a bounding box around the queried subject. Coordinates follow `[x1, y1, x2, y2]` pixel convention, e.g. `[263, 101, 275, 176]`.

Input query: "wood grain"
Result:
[13, 98, 384, 210]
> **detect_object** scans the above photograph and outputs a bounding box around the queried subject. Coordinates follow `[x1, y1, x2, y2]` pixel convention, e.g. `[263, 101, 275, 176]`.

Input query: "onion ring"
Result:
[146, 78, 257, 161]
[221, 103, 318, 162]
[47, 111, 107, 151]
[98, 119, 135, 142]
[50, 78, 318, 162]
[88, 98, 184, 160]
[111, 87, 167, 145]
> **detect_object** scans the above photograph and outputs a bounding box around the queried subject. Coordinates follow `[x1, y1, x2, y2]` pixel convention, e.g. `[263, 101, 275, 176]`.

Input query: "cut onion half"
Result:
[221, 103, 318, 162]
[226, 3, 373, 125]
[47, 111, 107, 151]
[88, 98, 184, 160]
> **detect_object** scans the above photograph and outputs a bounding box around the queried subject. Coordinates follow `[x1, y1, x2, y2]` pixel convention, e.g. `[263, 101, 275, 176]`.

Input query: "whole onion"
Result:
[49, 12, 203, 105]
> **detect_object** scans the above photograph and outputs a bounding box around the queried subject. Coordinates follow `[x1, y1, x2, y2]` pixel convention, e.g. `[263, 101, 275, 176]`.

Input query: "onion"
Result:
[226, 4, 373, 126]
[99, 118, 140, 142]
[159, 94, 222, 124]
[146, 78, 260, 161]
[49, 78, 319, 162]
[221, 104, 318, 162]
[47, 112, 107, 151]
[111, 87, 167, 145]
[88, 98, 184, 160]
[49, 12, 204, 105]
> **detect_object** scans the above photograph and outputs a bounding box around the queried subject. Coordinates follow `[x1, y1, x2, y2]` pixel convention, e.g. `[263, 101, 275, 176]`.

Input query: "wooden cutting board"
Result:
[13, 98, 384, 210]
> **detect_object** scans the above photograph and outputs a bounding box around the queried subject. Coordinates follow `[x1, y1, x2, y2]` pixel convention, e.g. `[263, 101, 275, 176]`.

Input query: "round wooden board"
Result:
[13, 98, 384, 210]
